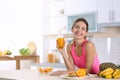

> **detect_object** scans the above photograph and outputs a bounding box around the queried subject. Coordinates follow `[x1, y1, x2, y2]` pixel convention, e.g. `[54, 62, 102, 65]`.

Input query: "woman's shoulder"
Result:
[85, 40, 95, 48]
[85, 40, 97, 55]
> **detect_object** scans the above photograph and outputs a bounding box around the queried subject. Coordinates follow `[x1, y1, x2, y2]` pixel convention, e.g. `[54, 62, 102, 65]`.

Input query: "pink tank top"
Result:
[70, 39, 100, 74]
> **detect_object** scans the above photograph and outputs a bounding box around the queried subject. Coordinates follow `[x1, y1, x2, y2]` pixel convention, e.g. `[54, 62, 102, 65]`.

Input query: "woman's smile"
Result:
[75, 31, 83, 36]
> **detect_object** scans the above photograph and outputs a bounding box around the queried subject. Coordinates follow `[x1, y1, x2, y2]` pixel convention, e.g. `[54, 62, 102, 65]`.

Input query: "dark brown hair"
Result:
[71, 17, 89, 32]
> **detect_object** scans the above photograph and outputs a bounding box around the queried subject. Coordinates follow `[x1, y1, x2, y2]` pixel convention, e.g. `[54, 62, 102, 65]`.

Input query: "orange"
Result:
[38, 67, 44, 73]
[76, 68, 86, 77]
[44, 67, 53, 73]
[38, 67, 53, 74]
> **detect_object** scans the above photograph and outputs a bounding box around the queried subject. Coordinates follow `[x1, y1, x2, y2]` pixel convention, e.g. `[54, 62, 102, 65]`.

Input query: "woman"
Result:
[51, 18, 100, 76]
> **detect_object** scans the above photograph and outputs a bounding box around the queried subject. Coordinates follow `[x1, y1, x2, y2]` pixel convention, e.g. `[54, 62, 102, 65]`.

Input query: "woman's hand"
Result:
[50, 70, 68, 76]
[56, 44, 66, 54]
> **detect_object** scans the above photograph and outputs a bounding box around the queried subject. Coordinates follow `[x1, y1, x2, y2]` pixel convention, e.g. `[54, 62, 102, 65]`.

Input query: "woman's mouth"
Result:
[75, 32, 83, 36]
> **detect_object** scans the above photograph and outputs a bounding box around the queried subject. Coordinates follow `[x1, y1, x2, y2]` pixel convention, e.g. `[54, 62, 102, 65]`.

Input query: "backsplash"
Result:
[91, 37, 120, 65]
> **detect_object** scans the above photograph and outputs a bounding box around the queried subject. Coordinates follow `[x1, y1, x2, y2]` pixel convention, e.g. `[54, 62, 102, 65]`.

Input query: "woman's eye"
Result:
[74, 25, 79, 28]
[75, 26, 78, 28]
[82, 27, 86, 30]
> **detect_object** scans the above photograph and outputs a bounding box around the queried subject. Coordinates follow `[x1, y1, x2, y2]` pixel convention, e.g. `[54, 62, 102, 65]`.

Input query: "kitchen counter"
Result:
[31, 63, 66, 70]
[0, 69, 113, 80]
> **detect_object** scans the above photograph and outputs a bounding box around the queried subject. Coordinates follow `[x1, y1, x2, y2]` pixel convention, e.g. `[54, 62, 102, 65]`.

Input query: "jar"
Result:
[47, 49, 60, 63]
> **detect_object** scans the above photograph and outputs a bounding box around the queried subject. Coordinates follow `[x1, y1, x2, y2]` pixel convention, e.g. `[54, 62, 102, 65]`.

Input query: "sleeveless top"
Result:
[70, 39, 100, 74]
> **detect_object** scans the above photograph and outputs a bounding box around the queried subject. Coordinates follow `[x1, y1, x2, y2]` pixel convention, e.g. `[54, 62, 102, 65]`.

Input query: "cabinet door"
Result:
[97, 0, 113, 23]
[66, 0, 97, 14]
[113, 0, 120, 22]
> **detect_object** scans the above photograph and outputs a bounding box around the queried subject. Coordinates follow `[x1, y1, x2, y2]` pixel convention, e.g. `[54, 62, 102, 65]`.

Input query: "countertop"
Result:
[0, 69, 115, 80]
[31, 63, 67, 72]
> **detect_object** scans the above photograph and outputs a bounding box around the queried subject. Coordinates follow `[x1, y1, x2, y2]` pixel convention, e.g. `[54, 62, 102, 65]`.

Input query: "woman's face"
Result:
[72, 21, 88, 40]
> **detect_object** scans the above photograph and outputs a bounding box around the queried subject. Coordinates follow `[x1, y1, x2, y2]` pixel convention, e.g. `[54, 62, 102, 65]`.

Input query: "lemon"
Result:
[3, 50, 7, 56]
[0, 51, 2, 56]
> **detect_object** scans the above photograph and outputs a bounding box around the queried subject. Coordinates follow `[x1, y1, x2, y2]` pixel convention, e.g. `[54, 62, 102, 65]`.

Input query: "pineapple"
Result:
[99, 62, 118, 71]
[117, 65, 120, 70]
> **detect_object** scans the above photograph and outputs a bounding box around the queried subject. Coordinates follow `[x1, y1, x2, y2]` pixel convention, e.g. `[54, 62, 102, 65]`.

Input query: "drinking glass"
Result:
[56, 37, 65, 49]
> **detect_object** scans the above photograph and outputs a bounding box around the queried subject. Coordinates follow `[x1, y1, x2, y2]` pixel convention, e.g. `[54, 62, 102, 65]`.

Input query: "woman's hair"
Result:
[71, 17, 89, 32]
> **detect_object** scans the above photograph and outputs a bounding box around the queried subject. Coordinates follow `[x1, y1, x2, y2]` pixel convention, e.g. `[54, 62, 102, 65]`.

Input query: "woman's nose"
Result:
[77, 27, 82, 31]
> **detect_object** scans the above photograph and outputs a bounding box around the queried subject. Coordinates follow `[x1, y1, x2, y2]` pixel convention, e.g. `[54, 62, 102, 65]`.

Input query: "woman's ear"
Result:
[85, 32, 88, 36]
[71, 28, 73, 32]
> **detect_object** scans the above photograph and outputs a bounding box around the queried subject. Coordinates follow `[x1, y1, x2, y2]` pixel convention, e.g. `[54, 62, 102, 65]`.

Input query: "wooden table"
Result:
[0, 56, 14, 60]
[14, 55, 40, 70]
[0, 55, 40, 70]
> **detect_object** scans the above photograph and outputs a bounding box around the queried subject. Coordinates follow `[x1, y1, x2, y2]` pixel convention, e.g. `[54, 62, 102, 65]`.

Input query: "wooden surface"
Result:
[0, 56, 14, 60]
[0, 55, 40, 70]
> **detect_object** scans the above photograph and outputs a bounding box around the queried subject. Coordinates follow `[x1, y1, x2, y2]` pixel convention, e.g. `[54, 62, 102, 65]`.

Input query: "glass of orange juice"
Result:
[56, 36, 65, 49]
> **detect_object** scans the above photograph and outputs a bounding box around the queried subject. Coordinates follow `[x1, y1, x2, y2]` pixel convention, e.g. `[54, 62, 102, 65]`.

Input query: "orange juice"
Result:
[48, 53, 53, 63]
[57, 37, 65, 49]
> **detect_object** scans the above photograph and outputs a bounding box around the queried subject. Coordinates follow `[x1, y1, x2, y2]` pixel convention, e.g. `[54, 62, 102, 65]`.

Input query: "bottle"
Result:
[47, 53, 53, 63]
[47, 49, 60, 63]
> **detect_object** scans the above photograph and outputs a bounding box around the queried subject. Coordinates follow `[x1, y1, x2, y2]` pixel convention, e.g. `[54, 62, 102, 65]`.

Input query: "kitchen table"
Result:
[0, 55, 40, 70]
[0, 69, 110, 80]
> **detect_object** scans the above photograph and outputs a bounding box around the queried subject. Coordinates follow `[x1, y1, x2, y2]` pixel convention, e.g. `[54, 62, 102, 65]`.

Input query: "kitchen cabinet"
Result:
[97, 0, 120, 23]
[113, 0, 120, 22]
[43, 0, 66, 34]
[45, 0, 98, 34]
[65, 0, 97, 14]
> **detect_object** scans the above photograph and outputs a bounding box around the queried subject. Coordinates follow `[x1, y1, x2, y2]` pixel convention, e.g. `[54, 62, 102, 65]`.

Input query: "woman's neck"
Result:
[74, 38, 85, 47]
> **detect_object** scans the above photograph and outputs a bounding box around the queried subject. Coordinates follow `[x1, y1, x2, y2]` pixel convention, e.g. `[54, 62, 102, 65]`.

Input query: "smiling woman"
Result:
[67, 12, 97, 33]
[51, 18, 100, 76]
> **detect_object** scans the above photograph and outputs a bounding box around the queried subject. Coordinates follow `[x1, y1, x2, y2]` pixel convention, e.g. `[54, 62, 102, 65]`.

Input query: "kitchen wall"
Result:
[0, 0, 44, 70]
[92, 37, 120, 65]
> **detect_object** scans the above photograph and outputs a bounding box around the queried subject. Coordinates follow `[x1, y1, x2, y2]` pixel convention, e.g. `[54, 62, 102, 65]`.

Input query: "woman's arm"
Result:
[85, 41, 96, 73]
[62, 43, 75, 70]
[58, 42, 75, 70]
[50, 42, 75, 76]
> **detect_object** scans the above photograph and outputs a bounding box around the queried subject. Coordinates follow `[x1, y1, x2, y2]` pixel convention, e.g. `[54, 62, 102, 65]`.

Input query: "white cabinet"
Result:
[46, 0, 67, 34]
[97, 0, 112, 23]
[113, 0, 120, 22]
[98, 0, 120, 23]
[65, 0, 97, 14]
[46, 0, 98, 34]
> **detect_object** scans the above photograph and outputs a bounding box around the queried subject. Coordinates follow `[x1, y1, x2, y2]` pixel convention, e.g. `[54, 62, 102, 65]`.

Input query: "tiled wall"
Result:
[92, 37, 120, 65]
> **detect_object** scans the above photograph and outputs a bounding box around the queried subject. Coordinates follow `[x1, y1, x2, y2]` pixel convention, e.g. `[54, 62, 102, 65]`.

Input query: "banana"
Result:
[113, 69, 120, 77]
[113, 74, 120, 79]
[98, 68, 114, 76]
[105, 74, 112, 79]
[102, 68, 114, 76]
